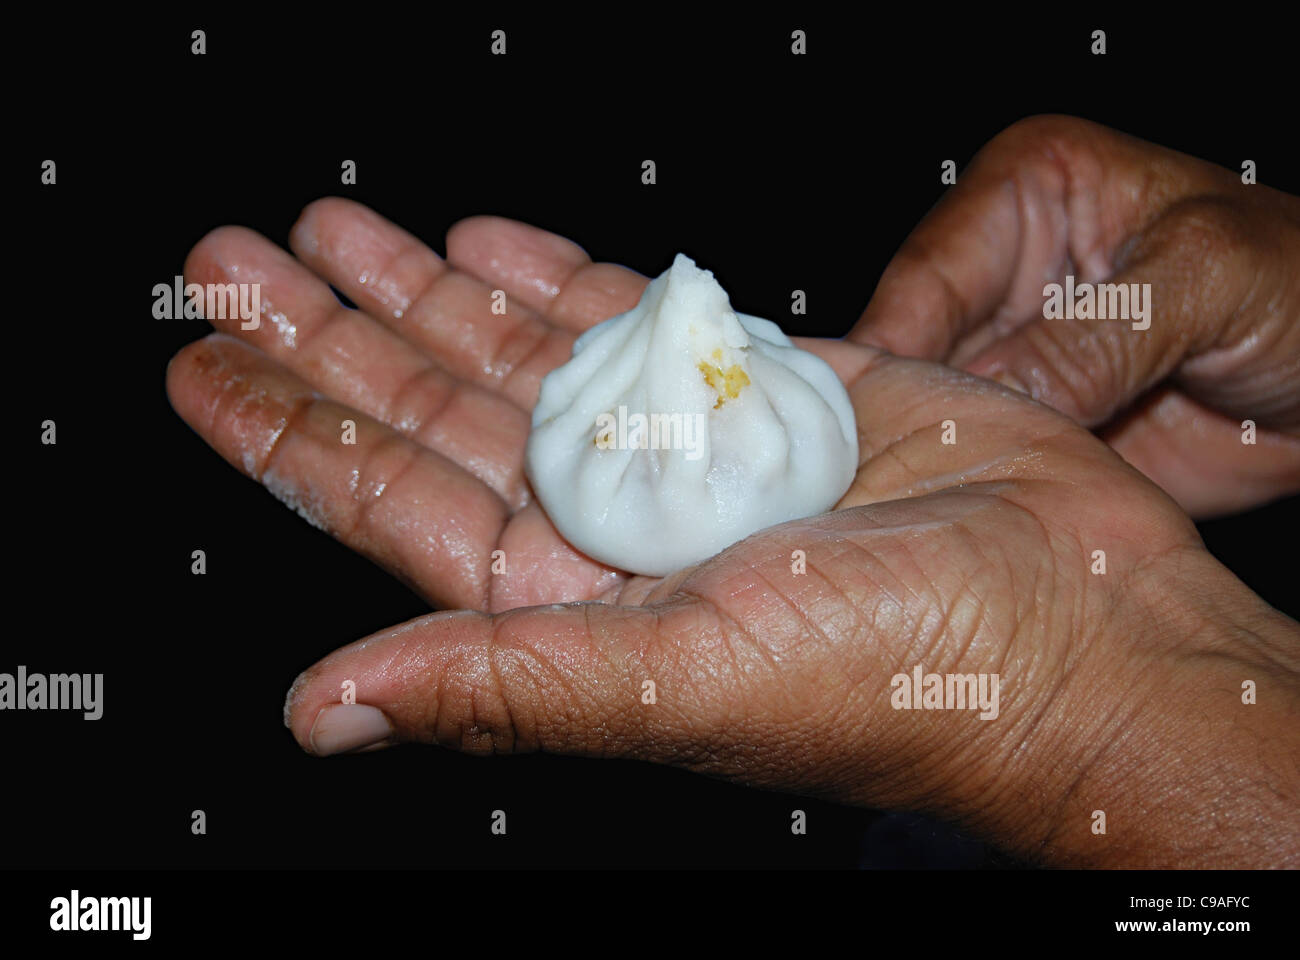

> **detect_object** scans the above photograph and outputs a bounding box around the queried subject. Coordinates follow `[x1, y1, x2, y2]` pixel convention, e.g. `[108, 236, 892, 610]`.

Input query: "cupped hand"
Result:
[851, 114, 1300, 518]
[167, 200, 1300, 866]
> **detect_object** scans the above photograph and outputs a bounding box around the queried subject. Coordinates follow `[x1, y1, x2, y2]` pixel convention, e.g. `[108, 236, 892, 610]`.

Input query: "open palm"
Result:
[168, 199, 1239, 863]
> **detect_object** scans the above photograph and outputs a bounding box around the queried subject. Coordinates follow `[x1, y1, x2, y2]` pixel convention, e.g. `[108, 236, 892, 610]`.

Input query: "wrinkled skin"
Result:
[167, 116, 1300, 867]
[853, 115, 1300, 517]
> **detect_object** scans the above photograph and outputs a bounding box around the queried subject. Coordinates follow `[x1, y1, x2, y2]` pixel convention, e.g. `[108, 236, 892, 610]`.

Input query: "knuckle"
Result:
[984, 114, 1095, 164]
[1019, 320, 1118, 420]
[345, 432, 417, 542]
[384, 364, 456, 438]
[433, 639, 523, 757]
[999, 113, 1090, 144]
[1167, 197, 1253, 253]
[1127, 197, 1264, 342]
[435, 616, 623, 758]
[1138, 196, 1257, 271]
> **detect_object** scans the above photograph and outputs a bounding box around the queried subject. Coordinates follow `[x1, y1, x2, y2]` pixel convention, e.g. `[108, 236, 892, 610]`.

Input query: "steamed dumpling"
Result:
[525, 254, 858, 576]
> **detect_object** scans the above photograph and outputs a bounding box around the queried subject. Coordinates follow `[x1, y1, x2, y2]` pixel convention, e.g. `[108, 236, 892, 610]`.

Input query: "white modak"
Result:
[526, 254, 858, 577]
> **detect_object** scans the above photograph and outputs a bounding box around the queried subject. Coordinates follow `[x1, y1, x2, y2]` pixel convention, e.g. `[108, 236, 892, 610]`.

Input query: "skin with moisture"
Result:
[168, 115, 1300, 866]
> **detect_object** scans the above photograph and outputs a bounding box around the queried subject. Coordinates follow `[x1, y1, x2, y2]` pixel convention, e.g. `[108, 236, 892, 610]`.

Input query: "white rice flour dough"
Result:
[526, 254, 858, 576]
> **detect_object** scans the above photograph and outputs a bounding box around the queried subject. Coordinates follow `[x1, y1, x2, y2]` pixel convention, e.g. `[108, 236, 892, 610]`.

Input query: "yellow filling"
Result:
[697, 350, 750, 409]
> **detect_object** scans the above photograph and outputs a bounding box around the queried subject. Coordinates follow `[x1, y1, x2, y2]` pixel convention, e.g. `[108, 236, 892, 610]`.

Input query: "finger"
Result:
[166, 334, 508, 609]
[790, 336, 1069, 498]
[282, 600, 725, 760]
[444, 215, 649, 332]
[185, 226, 531, 506]
[1101, 388, 1300, 518]
[831, 350, 1085, 507]
[487, 501, 631, 609]
[790, 336, 879, 388]
[961, 196, 1300, 431]
[290, 199, 575, 410]
[280, 489, 1080, 821]
[848, 115, 1223, 361]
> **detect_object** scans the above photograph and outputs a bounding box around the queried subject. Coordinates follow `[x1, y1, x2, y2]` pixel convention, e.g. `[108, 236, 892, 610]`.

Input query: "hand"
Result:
[167, 199, 1300, 866]
[850, 114, 1300, 518]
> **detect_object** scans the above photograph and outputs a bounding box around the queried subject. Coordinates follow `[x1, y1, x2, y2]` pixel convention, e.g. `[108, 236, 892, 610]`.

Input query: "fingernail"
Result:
[308, 704, 395, 756]
[992, 370, 1029, 395]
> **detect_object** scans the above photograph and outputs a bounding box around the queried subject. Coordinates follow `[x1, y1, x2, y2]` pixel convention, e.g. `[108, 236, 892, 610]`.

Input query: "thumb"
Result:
[962, 197, 1297, 429]
[282, 602, 717, 759]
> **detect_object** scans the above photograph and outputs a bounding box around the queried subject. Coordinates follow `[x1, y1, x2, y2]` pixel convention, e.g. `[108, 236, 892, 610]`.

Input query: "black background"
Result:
[9, 12, 1297, 878]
